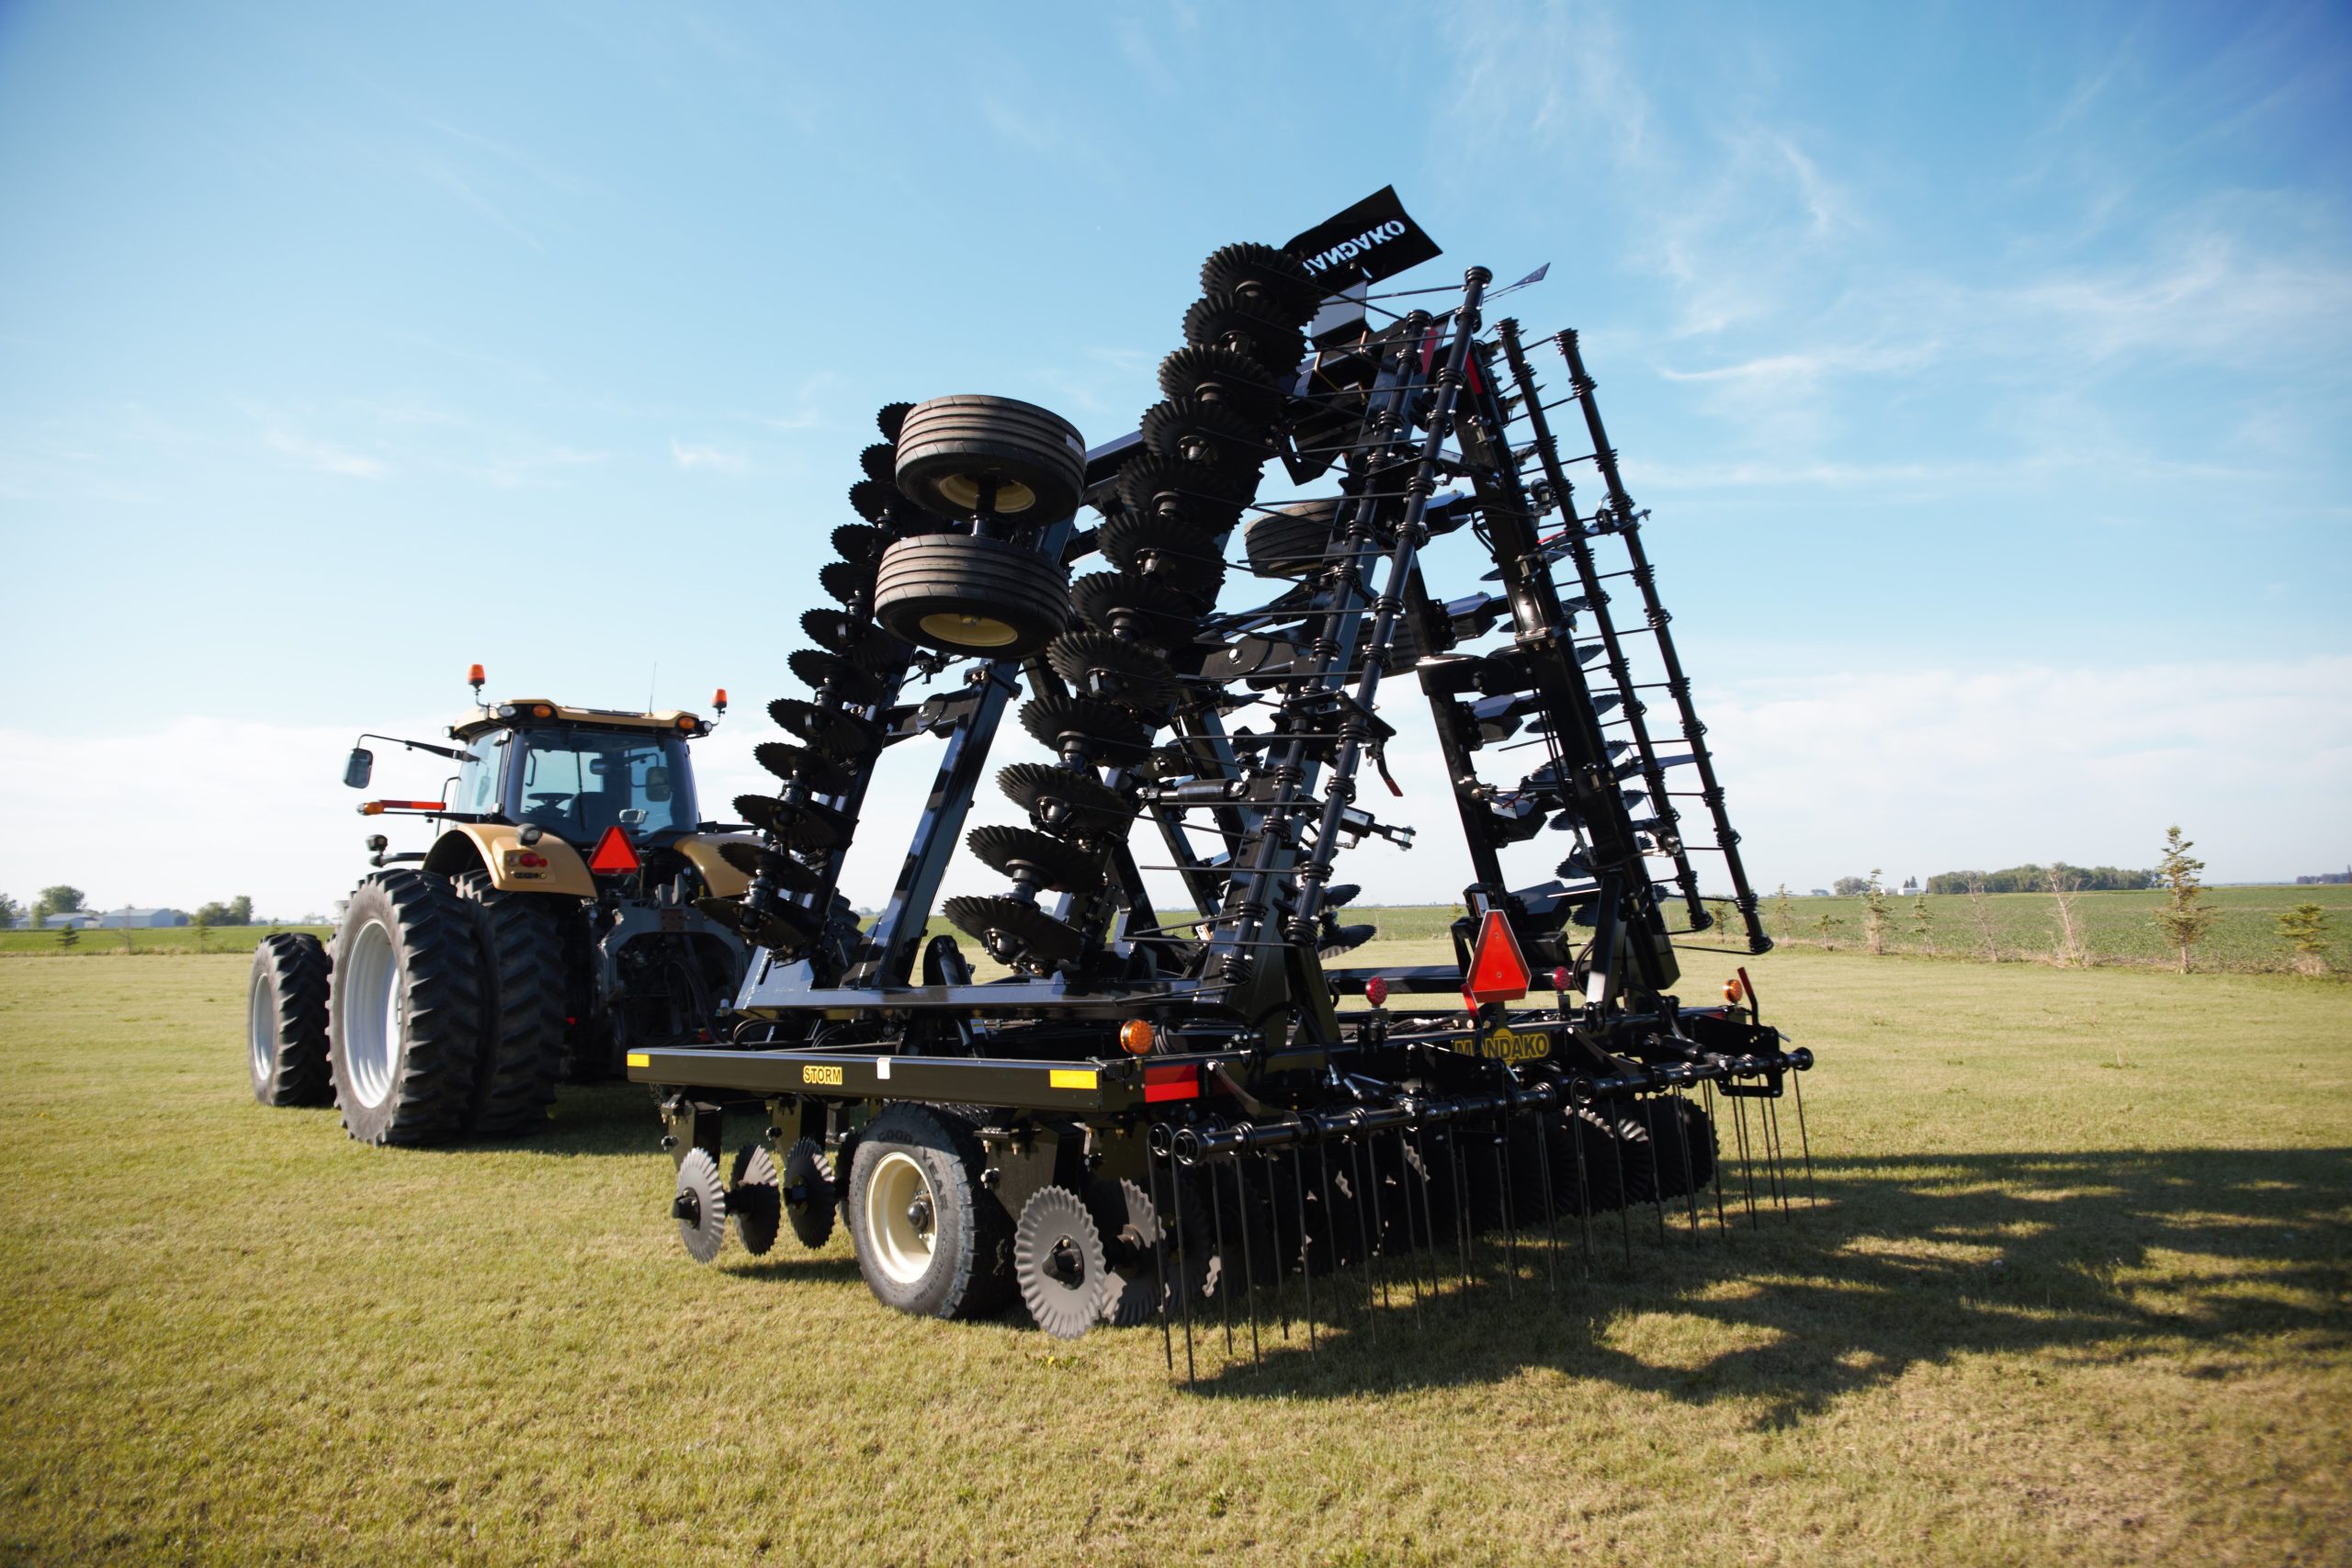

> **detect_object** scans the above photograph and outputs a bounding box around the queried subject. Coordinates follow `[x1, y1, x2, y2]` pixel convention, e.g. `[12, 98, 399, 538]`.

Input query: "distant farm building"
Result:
[97, 908, 189, 929]
[2295, 867, 2350, 886]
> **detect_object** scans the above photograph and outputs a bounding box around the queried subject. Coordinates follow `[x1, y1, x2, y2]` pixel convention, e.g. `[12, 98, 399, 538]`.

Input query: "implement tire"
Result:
[247, 932, 331, 1106]
[452, 872, 571, 1135]
[327, 870, 485, 1146]
[892, 395, 1087, 521]
[873, 533, 1069, 658]
[845, 1102, 1015, 1321]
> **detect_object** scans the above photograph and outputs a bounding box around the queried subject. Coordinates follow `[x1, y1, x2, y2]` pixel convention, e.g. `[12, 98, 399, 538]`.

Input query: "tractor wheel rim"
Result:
[865, 1150, 937, 1285]
[918, 611, 1021, 649]
[342, 919, 400, 1111]
[245, 969, 273, 1084]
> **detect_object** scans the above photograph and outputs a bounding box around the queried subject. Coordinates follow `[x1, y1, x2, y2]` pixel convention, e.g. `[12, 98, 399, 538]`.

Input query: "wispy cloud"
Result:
[670, 438, 746, 472]
[264, 427, 390, 479]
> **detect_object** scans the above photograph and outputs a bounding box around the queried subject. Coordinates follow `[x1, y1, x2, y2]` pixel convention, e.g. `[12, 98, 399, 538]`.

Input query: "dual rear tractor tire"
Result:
[257, 866, 572, 1145]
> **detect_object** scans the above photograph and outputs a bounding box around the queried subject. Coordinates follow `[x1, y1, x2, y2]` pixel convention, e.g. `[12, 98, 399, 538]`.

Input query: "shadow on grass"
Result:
[1172, 1145, 2352, 1422]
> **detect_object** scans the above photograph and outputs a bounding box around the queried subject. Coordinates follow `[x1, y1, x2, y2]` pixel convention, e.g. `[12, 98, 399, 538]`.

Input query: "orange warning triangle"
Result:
[1462, 909, 1532, 1008]
[588, 824, 640, 874]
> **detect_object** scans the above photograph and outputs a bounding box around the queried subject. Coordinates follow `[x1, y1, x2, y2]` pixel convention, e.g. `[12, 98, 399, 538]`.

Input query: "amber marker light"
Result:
[1723, 977, 1742, 1005]
[468, 662, 486, 691]
[1119, 1019, 1154, 1055]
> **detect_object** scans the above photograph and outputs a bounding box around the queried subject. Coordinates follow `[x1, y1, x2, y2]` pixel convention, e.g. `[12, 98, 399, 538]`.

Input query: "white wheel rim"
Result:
[246, 969, 273, 1084]
[864, 1150, 938, 1286]
[341, 919, 400, 1111]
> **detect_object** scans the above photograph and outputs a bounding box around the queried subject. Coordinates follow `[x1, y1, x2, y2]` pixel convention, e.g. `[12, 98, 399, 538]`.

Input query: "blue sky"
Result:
[2, 1, 2346, 917]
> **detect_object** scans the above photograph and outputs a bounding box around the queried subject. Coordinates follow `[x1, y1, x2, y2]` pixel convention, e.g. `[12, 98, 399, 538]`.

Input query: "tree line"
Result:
[1923, 863, 2153, 895]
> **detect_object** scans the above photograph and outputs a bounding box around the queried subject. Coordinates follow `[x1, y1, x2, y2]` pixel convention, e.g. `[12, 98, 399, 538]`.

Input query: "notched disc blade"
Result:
[787, 648, 889, 706]
[1019, 694, 1152, 767]
[674, 1147, 728, 1264]
[942, 895, 1084, 966]
[752, 740, 854, 796]
[729, 1143, 782, 1257]
[967, 824, 1104, 894]
[717, 841, 823, 897]
[1158, 343, 1285, 420]
[820, 558, 877, 606]
[997, 762, 1136, 836]
[799, 610, 907, 674]
[783, 1137, 835, 1249]
[695, 895, 822, 953]
[1069, 572, 1202, 651]
[1046, 629, 1181, 707]
[767, 696, 883, 761]
[1098, 513, 1227, 599]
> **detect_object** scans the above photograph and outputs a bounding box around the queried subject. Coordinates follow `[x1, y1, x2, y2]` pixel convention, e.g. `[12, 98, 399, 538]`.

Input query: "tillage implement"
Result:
[632, 191, 1815, 1372]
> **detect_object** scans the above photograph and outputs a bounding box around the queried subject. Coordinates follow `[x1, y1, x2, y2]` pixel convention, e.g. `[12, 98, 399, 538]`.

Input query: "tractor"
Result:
[244, 673, 785, 1144]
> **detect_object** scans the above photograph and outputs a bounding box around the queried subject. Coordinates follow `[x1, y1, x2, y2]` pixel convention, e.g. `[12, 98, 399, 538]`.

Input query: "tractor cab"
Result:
[448, 702, 711, 853]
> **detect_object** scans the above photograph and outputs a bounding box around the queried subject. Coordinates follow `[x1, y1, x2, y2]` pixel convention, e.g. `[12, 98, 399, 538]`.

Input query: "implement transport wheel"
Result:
[872, 533, 1070, 658]
[1014, 1186, 1109, 1338]
[247, 931, 331, 1106]
[327, 871, 485, 1145]
[674, 1147, 728, 1264]
[892, 394, 1087, 521]
[846, 1103, 1014, 1320]
[452, 872, 570, 1136]
[783, 1136, 836, 1249]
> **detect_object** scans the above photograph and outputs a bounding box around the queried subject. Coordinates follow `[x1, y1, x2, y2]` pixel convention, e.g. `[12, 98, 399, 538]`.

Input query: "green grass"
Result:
[0, 925, 331, 957]
[1766, 883, 2352, 974]
[1, 948, 2346, 1563]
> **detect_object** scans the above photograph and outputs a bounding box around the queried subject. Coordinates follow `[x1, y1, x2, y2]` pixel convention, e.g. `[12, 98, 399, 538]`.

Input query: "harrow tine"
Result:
[1764, 1093, 1792, 1221]
[1408, 1123, 1442, 1309]
[1570, 1102, 1595, 1277]
[1227, 1156, 1261, 1371]
[1260, 1149, 1291, 1341]
[1732, 1090, 1760, 1228]
[1492, 1122, 1517, 1298]
[1165, 1143, 1196, 1382]
[1357, 1130, 1393, 1316]
[1391, 1127, 1423, 1328]
[1674, 1089, 1701, 1241]
[1148, 1134, 1173, 1374]
[1445, 1122, 1475, 1297]
[1347, 1133, 1378, 1343]
[1610, 1109, 1633, 1265]
[1792, 1064, 1818, 1208]
[1641, 1096, 1668, 1247]
[1316, 1140, 1344, 1329]
[1529, 1106, 1561, 1292]
[1702, 1082, 1730, 1235]
[1209, 1153, 1234, 1359]
[1290, 1148, 1316, 1355]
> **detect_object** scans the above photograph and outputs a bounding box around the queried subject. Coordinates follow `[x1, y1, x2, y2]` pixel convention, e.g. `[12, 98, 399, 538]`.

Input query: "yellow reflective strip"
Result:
[625, 1052, 651, 1068]
[1047, 1068, 1098, 1090]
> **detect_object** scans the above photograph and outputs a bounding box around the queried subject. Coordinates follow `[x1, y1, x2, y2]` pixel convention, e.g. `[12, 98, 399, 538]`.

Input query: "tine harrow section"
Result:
[628, 193, 1815, 1377]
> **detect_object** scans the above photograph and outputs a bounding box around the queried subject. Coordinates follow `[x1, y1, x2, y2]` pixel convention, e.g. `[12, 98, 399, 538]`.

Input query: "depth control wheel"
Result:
[845, 1103, 1013, 1320]
[873, 533, 1070, 657]
[892, 395, 1087, 521]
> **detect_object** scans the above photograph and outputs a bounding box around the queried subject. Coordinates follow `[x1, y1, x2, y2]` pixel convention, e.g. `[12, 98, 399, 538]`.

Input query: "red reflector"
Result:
[588, 825, 640, 874]
[1143, 1063, 1199, 1103]
[1463, 909, 1532, 1009]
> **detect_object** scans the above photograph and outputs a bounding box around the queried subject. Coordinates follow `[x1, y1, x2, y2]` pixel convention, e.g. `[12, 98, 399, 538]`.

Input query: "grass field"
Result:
[1, 946, 2346, 1563]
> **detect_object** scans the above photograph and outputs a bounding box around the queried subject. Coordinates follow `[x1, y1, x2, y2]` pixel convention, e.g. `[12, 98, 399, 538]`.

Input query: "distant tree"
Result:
[1860, 869, 1889, 955]
[2278, 902, 2330, 976]
[1832, 875, 1870, 897]
[228, 895, 253, 926]
[1965, 874, 2001, 964]
[191, 910, 210, 953]
[56, 923, 78, 951]
[1812, 911, 1843, 951]
[1909, 892, 1936, 956]
[192, 900, 249, 927]
[2046, 863, 2086, 967]
[0, 893, 17, 931]
[1928, 863, 2152, 895]
[1771, 884, 1795, 943]
[33, 885, 86, 927]
[1900, 874, 1919, 895]
[2152, 826, 2219, 974]
[1705, 897, 1735, 937]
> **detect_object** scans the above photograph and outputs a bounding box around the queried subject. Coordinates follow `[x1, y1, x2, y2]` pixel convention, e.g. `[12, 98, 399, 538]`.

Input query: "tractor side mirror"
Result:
[344, 748, 374, 789]
[644, 765, 672, 802]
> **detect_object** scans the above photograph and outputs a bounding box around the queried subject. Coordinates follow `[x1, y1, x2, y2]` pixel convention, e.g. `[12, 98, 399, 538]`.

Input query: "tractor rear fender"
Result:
[672, 833, 757, 899]
[423, 823, 595, 897]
